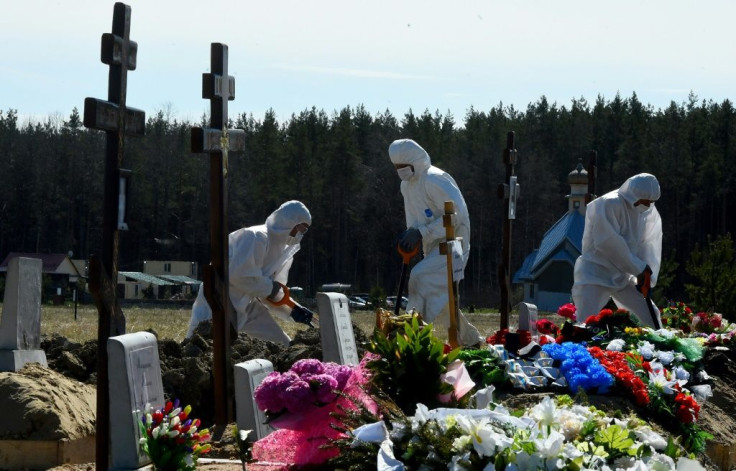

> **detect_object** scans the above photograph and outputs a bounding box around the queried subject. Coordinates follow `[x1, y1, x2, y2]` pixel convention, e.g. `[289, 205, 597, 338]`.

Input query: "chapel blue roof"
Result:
[512, 210, 585, 283]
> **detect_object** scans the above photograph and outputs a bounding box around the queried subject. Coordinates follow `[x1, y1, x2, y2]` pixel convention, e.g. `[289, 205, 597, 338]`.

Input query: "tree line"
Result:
[1, 91, 734, 311]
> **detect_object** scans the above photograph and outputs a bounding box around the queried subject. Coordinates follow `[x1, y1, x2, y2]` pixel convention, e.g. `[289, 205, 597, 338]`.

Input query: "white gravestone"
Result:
[108, 331, 165, 470]
[317, 292, 359, 365]
[0, 257, 47, 371]
[518, 302, 539, 339]
[234, 359, 276, 442]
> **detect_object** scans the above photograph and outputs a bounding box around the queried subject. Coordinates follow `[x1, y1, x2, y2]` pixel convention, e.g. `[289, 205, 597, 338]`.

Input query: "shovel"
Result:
[638, 270, 662, 329]
[267, 282, 319, 328]
[394, 242, 420, 316]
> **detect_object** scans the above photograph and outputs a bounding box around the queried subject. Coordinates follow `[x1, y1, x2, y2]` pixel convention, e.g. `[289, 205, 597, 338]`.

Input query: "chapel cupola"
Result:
[566, 160, 588, 215]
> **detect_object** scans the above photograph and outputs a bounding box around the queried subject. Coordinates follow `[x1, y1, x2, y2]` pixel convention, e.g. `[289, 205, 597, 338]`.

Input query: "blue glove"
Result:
[399, 228, 422, 252]
[290, 305, 315, 326]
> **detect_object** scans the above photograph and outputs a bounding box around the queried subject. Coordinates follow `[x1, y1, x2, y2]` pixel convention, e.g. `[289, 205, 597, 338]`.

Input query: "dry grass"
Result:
[28, 302, 551, 344]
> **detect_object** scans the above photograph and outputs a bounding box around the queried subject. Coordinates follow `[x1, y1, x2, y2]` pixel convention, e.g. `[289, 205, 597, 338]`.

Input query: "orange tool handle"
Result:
[641, 270, 651, 298]
[266, 282, 296, 308]
[397, 242, 420, 264]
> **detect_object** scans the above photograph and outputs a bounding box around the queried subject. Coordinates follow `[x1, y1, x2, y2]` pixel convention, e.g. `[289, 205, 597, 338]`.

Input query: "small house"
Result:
[513, 162, 589, 312]
[0, 252, 83, 302]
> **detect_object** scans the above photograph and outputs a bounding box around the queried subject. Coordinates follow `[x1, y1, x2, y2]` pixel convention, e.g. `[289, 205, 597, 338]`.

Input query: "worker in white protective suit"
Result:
[572, 173, 663, 328]
[389, 138, 484, 346]
[186, 200, 314, 344]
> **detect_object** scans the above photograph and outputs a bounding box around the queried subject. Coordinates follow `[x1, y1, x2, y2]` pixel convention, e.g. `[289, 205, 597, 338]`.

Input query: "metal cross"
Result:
[82, 3, 145, 469]
[191, 42, 246, 428]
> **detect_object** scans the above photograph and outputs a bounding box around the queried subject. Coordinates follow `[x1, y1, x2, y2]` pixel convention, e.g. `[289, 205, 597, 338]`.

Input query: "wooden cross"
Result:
[496, 131, 518, 331]
[82, 3, 145, 469]
[191, 42, 246, 428]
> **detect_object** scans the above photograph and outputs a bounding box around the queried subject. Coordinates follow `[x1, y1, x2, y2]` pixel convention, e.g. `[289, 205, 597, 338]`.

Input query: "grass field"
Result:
[26, 302, 544, 344]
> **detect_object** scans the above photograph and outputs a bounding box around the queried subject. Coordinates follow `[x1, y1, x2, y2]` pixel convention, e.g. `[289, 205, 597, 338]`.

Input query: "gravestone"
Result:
[517, 302, 539, 339]
[234, 359, 276, 442]
[0, 257, 47, 371]
[107, 331, 164, 470]
[317, 292, 359, 365]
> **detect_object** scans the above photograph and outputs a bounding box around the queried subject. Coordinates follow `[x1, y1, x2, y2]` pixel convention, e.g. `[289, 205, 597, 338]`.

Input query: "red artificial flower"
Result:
[588, 346, 650, 406]
[486, 329, 510, 345]
[557, 303, 577, 321]
[584, 315, 599, 325]
[536, 319, 560, 335]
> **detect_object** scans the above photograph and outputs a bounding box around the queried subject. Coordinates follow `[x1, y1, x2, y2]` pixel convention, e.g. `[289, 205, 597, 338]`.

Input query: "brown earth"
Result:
[2, 321, 735, 469]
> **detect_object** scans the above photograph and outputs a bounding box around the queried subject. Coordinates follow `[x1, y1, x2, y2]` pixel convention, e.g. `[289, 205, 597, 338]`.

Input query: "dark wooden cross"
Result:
[585, 150, 598, 204]
[82, 3, 145, 469]
[496, 131, 518, 331]
[191, 42, 246, 428]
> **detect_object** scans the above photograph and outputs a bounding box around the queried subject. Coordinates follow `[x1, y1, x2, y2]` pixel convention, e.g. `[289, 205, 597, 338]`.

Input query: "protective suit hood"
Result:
[388, 139, 431, 178]
[265, 200, 312, 239]
[618, 173, 660, 205]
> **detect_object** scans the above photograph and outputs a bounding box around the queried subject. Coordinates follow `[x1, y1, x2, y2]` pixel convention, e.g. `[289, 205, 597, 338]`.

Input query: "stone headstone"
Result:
[234, 359, 276, 442]
[317, 292, 359, 365]
[518, 302, 539, 339]
[0, 257, 47, 371]
[107, 331, 164, 470]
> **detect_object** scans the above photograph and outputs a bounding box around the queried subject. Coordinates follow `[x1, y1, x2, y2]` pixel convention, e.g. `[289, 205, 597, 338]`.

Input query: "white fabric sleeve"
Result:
[639, 207, 663, 286]
[228, 232, 275, 299]
[593, 202, 648, 277]
[417, 175, 468, 244]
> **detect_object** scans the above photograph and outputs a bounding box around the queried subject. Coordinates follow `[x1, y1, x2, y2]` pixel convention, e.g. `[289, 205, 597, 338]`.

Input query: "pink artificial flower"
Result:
[323, 363, 353, 390]
[255, 372, 288, 412]
[438, 360, 476, 403]
[284, 380, 314, 413]
[306, 374, 339, 404]
[557, 303, 577, 321]
[290, 358, 326, 376]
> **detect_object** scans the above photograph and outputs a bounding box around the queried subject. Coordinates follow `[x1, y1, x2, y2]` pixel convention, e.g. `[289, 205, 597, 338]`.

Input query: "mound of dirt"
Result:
[40, 320, 370, 427]
[0, 363, 96, 440]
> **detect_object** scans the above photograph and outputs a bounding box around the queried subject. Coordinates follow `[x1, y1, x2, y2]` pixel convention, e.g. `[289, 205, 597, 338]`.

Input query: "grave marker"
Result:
[0, 257, 47, 371]
[107, 331, 164, 470]
[317, 292, 359, 365]
[517, 302, 539, 339]
[497, 131, 519, 330]
[191, 42, 246, 428]
[234, 359, 276, 442]
[82, 3, 145, 468]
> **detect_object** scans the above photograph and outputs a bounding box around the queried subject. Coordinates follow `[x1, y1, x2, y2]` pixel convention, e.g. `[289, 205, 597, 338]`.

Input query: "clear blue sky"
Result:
[2, 0, 734, 126]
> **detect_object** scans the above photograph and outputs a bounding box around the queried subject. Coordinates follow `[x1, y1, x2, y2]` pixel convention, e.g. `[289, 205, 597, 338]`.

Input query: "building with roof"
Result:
[0, 252, 83, 302]
[512, 161, 589, 312]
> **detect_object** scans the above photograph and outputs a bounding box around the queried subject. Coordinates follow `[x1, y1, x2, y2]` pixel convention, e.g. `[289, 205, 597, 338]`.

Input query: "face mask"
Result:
[286, 231, 304, 246]
[634, 204, 651, 214]
[397, 166, 414, 181]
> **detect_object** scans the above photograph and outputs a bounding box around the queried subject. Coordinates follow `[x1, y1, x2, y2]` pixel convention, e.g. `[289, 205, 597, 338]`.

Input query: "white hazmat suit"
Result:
[186, 201, 312, 344]
[389, 138, 483, 346]
[572, 173, 663, 328]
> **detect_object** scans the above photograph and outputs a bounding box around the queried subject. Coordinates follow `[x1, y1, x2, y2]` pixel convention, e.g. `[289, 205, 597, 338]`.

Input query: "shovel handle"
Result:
[640, 271, 651, 299]
[266, 282, 296, 308]
[397, 242, 420, 264]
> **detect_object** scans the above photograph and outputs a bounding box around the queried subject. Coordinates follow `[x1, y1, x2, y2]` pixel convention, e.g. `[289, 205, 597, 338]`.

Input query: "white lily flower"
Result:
[561, 442, 583, 461]
[449, 451, 472, 471]
[557, 410, 585, 440]
[377, 439, 405, 471]
[648, 369, 678, 395]
[533, 429, 565, 458]
[530, 396, 557, 429]
[411, 403, 430, 430]
[633, 428, 667, 450]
